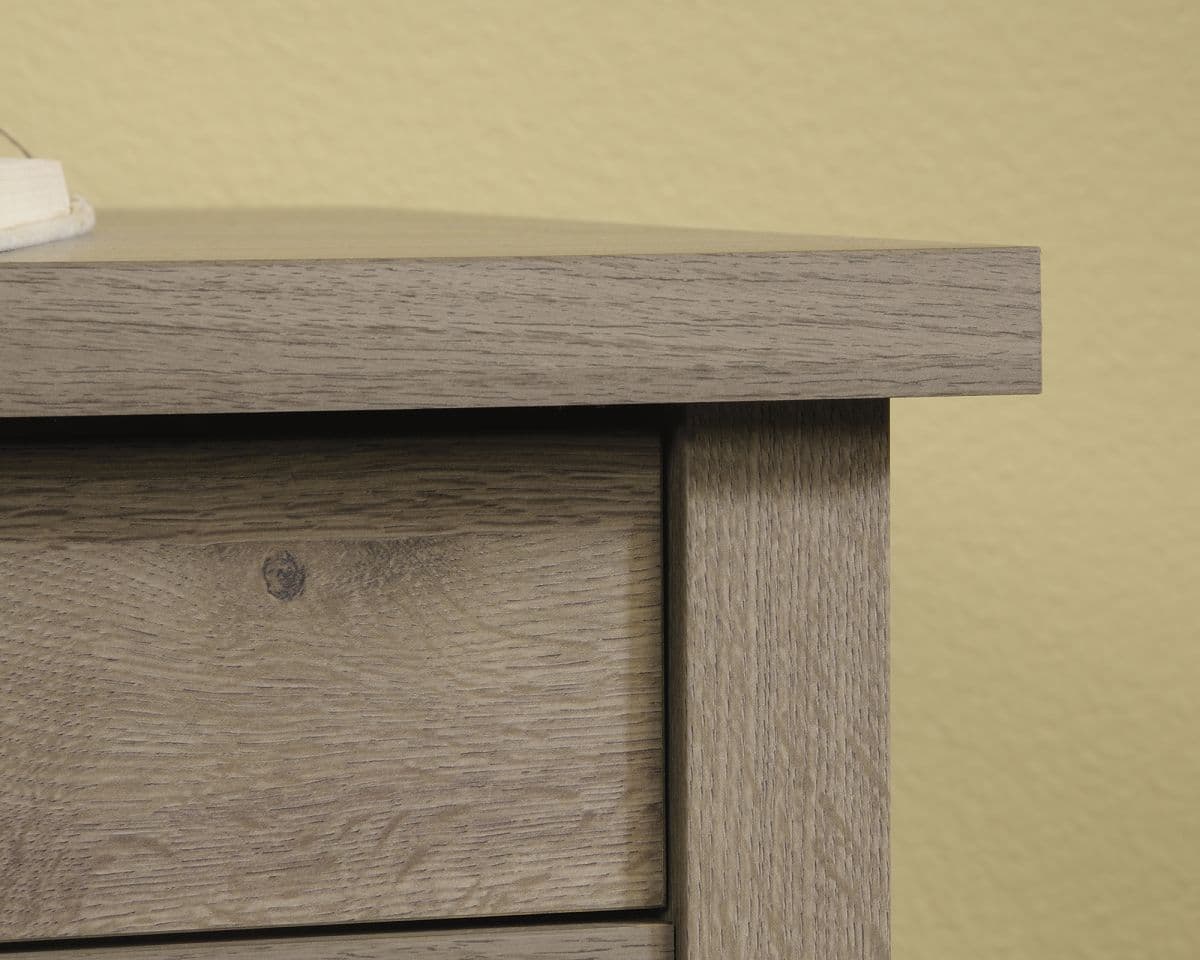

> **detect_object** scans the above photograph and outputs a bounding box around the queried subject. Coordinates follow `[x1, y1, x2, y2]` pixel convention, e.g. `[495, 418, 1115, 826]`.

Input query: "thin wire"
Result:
[0, 127, 34, 158]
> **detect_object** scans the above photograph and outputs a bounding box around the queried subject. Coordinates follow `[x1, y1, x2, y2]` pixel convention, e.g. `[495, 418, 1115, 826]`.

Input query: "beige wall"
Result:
[6, 2, 1198, 955]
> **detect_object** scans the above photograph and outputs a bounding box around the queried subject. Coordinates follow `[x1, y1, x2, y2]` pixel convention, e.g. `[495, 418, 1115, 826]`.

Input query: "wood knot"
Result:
[262, 549, 306, 601]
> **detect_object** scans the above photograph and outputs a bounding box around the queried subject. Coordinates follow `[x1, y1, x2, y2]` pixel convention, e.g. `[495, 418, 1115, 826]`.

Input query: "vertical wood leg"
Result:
[667, 400, 889, 959]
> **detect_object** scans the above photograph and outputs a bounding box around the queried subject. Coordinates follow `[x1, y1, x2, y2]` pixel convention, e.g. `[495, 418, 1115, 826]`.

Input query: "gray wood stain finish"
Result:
[0, 210, 1040, 417]
[668, 401, 889, 959]
[0, 433, 664, 940]
[0, 923, 674, 959]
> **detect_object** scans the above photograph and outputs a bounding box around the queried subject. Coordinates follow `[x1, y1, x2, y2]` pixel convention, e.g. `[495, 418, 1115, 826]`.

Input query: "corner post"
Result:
[667, 400, 889, 958]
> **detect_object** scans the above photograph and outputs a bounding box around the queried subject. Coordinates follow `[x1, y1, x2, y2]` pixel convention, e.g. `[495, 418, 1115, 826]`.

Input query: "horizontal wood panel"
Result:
[0, 434, 664, 941]
[0, 210, 1040, 417]
[0, 434, 662, 545]
[0, 923, 673, 959]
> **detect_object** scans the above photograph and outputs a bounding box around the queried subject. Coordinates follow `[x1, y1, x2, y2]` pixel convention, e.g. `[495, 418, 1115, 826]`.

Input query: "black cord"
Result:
[0, 126, 34, 158]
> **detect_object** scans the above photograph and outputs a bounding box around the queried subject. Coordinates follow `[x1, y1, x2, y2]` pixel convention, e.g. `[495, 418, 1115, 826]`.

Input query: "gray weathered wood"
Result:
[0, 433, 664, 941]
[0, 210, 1040, 418]
[0, 922, 673, 959]
[667, 401, 889, 959]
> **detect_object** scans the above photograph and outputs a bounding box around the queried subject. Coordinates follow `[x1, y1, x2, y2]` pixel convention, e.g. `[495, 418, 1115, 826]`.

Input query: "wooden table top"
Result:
[0, 209, 1040, 417]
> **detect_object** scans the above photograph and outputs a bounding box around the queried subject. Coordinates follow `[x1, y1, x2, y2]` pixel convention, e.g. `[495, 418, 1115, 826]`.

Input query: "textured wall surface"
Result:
[5, 2, 1199, 956]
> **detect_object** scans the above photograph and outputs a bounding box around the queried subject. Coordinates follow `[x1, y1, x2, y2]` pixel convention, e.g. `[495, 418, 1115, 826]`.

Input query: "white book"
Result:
[0, 158, 71, 231]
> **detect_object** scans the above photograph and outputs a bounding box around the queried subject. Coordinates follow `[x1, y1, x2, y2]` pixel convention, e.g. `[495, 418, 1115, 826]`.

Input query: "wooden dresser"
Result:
[0, 211, 1040, 959]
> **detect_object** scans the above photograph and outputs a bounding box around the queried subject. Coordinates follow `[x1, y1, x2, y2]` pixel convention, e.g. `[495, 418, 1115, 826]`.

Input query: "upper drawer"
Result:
[0, 432, 663, 942]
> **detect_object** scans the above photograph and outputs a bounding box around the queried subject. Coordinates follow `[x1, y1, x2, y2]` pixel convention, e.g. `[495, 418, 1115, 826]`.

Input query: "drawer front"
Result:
[0, 923, 673, 959]
[0, 434, 663, 941]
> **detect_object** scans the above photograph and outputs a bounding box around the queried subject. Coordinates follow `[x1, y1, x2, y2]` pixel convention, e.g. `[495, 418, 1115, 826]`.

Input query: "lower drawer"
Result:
[0, 432, 664, 941]
[0, 923, 673, 959]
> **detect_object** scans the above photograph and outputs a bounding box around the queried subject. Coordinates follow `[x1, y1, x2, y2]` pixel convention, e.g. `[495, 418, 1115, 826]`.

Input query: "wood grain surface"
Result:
[666, 401, 889, 959]
[0, 433, 664, 941]
[0, 210, 1040, 418]
[0, 923, 673, 959]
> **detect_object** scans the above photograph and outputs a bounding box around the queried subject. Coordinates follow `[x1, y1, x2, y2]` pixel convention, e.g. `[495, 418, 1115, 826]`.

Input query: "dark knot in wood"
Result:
[262, 549, 306, 601]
